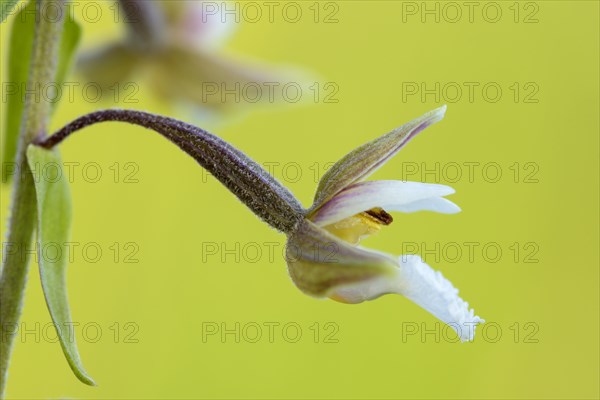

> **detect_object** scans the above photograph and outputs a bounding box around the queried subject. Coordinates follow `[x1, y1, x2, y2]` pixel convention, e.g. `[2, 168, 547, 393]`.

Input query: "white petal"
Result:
[163, 0, 238, 49]
[310, 180, 457, 226]
[332, 255, 483, 342]
[390, 197, 461, 214]
[188, 10, 237, 50]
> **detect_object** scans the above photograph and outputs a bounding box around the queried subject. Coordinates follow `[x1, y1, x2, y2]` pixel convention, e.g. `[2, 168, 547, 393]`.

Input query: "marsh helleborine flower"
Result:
[39, 105, 483, 342]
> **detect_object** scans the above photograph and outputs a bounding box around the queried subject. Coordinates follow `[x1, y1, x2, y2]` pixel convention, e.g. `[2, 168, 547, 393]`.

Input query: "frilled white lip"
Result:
[332, 255, 484, 342]
[310, 180, 460, 227]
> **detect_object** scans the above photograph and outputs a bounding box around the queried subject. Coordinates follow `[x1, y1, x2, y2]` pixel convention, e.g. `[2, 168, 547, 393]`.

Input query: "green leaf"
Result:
[2, 0, 35, 181]
[55, 6, 81, 93]
[26, 144, 96, 386]
[0, 0, 19, 23]
[2, 1, 81, 182]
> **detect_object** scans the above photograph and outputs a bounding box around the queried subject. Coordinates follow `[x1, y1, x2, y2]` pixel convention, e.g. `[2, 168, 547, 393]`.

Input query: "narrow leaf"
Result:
[2, 0, 35, 180]
[0, 0, 19, 23]
[55, 6, 81, 89]
[3, 1, 81, 182]
[26, 144, 96, 386]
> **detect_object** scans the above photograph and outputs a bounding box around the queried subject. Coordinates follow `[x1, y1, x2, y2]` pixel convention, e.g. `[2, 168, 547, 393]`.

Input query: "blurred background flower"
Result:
[77, 0, 313, 117]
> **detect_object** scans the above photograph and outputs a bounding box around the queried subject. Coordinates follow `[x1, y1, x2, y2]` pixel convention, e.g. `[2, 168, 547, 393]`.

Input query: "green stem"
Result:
[0, 0, 66, 396]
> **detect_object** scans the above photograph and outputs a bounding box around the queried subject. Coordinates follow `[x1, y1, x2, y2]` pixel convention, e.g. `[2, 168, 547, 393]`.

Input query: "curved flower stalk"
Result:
[38, 109, 304, 232]
[37, 106, 483, 345]
[77, 0, 309, 113]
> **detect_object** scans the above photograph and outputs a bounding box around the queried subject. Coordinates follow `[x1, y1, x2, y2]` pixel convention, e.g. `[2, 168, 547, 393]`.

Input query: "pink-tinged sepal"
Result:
[312, 106, 447, 209]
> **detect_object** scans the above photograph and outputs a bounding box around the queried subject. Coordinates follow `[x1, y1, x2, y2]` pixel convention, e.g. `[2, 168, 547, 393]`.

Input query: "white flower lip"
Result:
[396, 255, 484, 342]
[310, 180, 460, 227]
[332, 255, 484, 342]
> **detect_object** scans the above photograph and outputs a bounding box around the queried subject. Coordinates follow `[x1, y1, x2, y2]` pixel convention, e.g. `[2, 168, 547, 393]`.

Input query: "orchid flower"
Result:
[77, 0, 305, 112]
[37, 105, 483, 344]
[287, 105, 483, 341]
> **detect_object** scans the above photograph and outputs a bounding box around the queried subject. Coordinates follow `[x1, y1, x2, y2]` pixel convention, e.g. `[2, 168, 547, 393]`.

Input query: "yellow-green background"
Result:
[1, 1, 599, 398]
